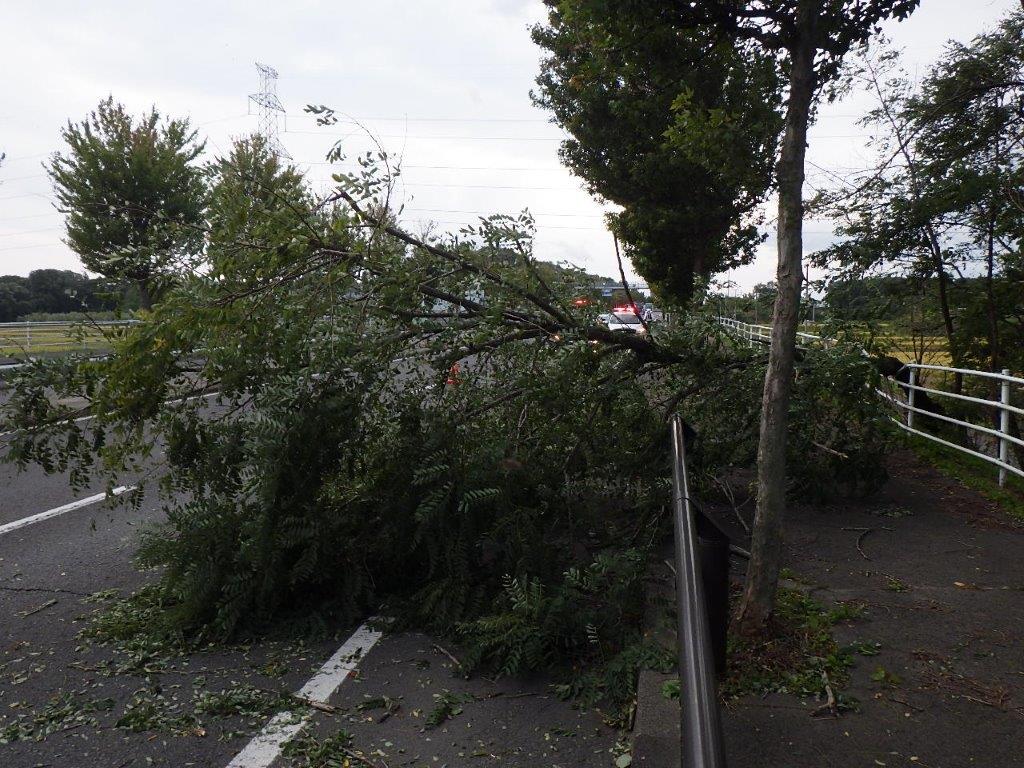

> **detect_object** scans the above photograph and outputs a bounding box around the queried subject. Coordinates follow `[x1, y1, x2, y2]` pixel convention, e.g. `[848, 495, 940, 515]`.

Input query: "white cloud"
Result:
[0, 0, 1018, 290]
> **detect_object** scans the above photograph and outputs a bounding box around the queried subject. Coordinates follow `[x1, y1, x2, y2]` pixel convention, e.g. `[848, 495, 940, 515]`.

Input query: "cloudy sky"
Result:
[0, 0, 1019, 291]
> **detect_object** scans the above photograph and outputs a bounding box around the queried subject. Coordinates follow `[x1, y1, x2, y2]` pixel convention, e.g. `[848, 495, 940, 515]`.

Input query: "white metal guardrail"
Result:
[879, 366, 1023, 486]
[717, 316, 825, 347]
[0, 321, 139, 372]
[0, 320, 137, 351]
[715, 316, 1023, 487]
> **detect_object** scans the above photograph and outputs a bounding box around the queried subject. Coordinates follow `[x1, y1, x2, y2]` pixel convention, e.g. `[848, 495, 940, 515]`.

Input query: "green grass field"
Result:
[799, 322, 955, 367]
[0, 324, 120, 357]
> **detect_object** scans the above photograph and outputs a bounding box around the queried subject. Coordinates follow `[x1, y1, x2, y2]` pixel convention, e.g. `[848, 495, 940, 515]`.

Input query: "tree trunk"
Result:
[985, 209, 1000, 373]
[921, 226, 961, 392]
[935, 263, 962, 394]
[137, 280, 153, 312]
[735, 8, 817, 637]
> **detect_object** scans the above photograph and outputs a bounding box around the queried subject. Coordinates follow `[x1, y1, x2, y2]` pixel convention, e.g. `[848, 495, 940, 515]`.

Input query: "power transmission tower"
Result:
[249, 62, 290, 159]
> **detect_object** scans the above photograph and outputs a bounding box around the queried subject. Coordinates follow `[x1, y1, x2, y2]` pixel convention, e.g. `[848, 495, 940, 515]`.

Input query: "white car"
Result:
[604, 311, 646, 334]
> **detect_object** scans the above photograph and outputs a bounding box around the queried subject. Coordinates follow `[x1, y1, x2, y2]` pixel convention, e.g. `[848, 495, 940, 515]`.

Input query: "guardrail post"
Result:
[907, 368, 916, 429]
[999, 369, 1010, 488]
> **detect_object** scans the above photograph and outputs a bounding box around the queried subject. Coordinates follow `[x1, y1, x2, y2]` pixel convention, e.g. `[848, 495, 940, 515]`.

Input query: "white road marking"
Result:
[226, 620, 386, 768]
[0, 485, 135, 537]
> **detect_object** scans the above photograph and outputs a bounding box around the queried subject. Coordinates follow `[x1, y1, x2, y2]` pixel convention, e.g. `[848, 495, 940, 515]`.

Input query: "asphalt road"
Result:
[0, 410, 618, 767]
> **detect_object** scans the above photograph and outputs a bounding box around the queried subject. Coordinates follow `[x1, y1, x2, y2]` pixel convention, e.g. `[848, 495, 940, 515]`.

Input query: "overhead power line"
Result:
[285, 129, 869, 142]
[282, 112, 865, 125]
[298, 159, 566, 172]
[284, 129, 563, 142]
[326, 116, 552, 124]
[0, 192, 48, 201]
[406, 218, 605, 232]
[0, 212, 63, 223]
[405, 207, 605, 219]
[0, 242, 58, 253]
[0, 226, 62, 238]
[1, 153, 49, 163]
[398, 181, 572, 191]
[0, 173, 48, 183]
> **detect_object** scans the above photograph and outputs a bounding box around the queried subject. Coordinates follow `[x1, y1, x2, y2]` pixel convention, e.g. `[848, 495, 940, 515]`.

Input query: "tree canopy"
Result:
[531, 1, 783, 303]
[2, 142, 886, 701]
[0, 270, 131, 322]
[47, 97, 207, 309]
[814, 11, 1024, 379]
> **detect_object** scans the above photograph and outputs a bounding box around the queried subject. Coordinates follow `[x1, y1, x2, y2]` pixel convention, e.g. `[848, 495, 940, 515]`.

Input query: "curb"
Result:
[632, 501, 748, 767]
[633, 553, 683, 767]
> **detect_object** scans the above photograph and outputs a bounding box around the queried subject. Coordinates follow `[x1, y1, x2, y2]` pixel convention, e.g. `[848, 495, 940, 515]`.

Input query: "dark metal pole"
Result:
[670, 415, 727, 768]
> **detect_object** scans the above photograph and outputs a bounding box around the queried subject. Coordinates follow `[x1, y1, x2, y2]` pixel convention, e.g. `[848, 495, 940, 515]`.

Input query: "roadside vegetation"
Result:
[3, 0, 1023, 731]
[0, 270, 140, 323]
[0, 126, 888, 715]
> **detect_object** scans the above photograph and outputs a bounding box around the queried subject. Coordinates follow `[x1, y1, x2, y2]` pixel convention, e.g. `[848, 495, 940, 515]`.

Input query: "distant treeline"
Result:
[0, 269, 139, 322]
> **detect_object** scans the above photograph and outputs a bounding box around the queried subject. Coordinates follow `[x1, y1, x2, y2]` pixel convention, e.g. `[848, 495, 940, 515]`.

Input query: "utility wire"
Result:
[0, 173, 48, 183]
[0, 212, 62, 223]
[285, 129, 563, 141]
[405, 207, 605, 218]
[0, 242, 55, 253]
[0, 226, 62, 238]
[299, 159, 565, 172]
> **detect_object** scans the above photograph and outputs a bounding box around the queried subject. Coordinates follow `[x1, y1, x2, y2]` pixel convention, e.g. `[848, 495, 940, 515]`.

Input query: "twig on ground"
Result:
[810, 670, 839, 718]
[254, 686, 340, 714]
[376, 701, 400, 723]
[841, 526, 892, 561]
[18, 598, 58, 617]
[811, 440, 849, 459]
[888, 695, 925, 712]
[855, 528, 873, 561]
[0, 585, 90, 597]
[432, 643, 467, 677]
[299, 696, 340, 714]
[341, 746, 389, 768]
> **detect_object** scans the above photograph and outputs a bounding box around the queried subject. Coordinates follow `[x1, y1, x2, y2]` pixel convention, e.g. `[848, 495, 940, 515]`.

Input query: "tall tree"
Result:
[815, 13, 1024, 381]
[536, 0, 920, 635]
[685, 1, 920, 638]
[48, 97, 206, 310]
[205, 135, 311, 282]
[531, 4, 783, 302]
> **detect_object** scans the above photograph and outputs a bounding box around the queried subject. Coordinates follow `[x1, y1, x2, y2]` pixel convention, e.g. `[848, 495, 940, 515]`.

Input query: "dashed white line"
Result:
[0, 485, 136, 537]
[225, 620, 386, 768]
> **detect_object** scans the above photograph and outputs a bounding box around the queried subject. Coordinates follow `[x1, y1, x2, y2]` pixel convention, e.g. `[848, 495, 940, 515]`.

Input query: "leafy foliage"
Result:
[531, 1, 782, 303]
[47, 97, 206, 308]
[0, 693, 115, 743]
[0, 269, 135, 322]
[813, 15, 1024, 378]
[3, 138, 890, 707]
[720, 586, 862, 704]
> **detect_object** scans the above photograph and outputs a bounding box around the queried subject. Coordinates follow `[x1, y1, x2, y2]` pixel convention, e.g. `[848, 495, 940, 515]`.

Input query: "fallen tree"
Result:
[0, 143, 890, 705]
